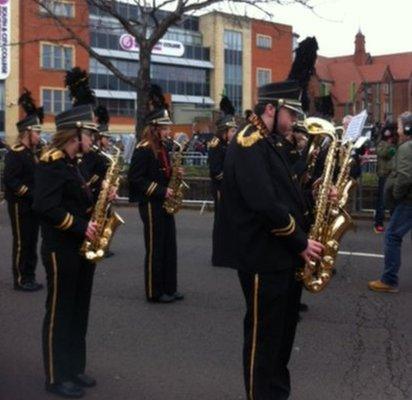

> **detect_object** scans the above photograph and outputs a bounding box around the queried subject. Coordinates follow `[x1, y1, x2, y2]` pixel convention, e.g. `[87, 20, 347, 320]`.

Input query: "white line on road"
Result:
[339, 251, 384, 259]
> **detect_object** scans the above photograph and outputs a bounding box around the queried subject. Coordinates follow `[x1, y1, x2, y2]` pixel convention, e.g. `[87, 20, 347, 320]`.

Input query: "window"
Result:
[42, 89, 71, 114]
[40, 1, 75, 18]
[320, 82, 331, 96]
[41, 43, 73, 70]
[257, 69, 271, 87]
[256, 34, 272, 49]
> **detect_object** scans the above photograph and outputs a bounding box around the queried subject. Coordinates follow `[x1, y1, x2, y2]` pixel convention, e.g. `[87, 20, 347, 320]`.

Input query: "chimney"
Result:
[354, 30, 367, 65]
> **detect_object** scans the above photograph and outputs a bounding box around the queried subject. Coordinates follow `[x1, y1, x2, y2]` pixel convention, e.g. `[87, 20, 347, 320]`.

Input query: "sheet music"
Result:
[343, 110, 368, 144]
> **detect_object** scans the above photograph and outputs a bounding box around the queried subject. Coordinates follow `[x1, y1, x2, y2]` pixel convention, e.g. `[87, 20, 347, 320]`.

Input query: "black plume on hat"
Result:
[18, 88, 44, 123]
[65, 67, 95, 107]
[148, 84, 168, 111]
[314, 95, 334, 119]
[288, 36, 318, 112]
[95, 105, 110, 126]
[220, 95, 235, 116]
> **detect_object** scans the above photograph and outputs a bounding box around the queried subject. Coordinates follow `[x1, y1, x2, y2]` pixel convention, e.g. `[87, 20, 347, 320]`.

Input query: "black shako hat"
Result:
[257, 80, 304, 115]
[16, 89, 44, 133]
[144, 85, 173, 126]
[216, 115, 237, 130]
[55, 67, 98, 133]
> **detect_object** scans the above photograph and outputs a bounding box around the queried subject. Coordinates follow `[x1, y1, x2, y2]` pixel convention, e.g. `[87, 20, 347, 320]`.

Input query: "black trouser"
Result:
[7, 200, 39, 286]
[238, 269, 303, 400]
[211, 189, 226, 267]
[41, 244, 96, 384]
[138, 201, 177, 301]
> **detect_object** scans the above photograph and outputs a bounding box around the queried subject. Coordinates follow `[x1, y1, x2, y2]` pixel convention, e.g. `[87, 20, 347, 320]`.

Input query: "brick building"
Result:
[310, 31, 412, 124]
[2, 2, 295, 143]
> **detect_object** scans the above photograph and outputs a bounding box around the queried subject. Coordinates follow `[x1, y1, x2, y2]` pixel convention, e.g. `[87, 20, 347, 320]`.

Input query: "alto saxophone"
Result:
[297, 117, 354, 293]
[163, 140, 188, 215]
[80, 147, 125, 262]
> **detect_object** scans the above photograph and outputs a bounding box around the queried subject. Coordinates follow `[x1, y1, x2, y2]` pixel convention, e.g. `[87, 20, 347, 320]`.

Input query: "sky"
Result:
[211, 0, 412, 57]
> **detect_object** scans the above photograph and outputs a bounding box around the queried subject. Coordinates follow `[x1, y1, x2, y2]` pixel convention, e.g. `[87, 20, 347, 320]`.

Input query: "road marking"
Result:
[339, 251, 384, 259]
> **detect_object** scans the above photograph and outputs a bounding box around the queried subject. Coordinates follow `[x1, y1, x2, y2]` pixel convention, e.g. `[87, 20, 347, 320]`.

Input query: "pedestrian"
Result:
[368, 111, 412, 293]
[33, 68, 110, 398]
[128, 85, 184, 303]
[4, 89, 43, 291]
[222, 79, 324, 399]
[373, 123, 397, 233]
[208, 108, 237, 266]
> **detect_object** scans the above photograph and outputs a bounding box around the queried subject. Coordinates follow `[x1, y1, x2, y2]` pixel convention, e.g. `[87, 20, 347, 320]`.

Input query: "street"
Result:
[0, 204, 411, 400]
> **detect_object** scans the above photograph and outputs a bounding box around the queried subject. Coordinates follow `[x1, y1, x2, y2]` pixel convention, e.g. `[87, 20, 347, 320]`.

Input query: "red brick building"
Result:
[310, 31, 412, 124]
[251, 19, 294, 105]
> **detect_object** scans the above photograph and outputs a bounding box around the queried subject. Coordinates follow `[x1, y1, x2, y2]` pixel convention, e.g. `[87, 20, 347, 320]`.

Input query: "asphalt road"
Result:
[0, 204, 411, 400]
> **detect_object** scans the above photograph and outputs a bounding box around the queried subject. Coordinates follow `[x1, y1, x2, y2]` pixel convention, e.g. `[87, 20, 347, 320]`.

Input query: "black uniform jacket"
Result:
[4, 144, 37, 203]
[222, 120, 312, 273]
[33, 148, 93, 249]
[128, 141, 169, 203]
[79, 149, 109, 201]
[208, 136, 227, 193]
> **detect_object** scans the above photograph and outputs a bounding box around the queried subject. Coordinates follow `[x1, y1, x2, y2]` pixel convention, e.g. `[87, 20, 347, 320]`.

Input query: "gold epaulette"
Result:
[236, 124, 263, 148]
[40, 148, 65, 163]
[208, 137, 220, 149]
[11, 144, 25, 152]
[136, 140, 149, 149]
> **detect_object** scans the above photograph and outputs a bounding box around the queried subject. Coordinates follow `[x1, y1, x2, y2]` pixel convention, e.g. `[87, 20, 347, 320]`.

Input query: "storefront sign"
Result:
[0, 0, 10, 80]
[119, 34, 185, 58]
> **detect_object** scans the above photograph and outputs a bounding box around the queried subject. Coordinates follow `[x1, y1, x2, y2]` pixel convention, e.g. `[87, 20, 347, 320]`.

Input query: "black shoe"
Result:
[156, 294, 175, 303]
[14, 281, 43, 292]
[46, 381, 84, 398]
[173, 292, 184, 300]
[72, 373, 96, 388]
[104, 250, 115, 258]
[299, 303, 309, 312]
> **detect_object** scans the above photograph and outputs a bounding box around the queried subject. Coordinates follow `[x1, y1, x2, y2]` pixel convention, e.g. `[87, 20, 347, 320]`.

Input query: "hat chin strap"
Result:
[77, 127, 83, 153]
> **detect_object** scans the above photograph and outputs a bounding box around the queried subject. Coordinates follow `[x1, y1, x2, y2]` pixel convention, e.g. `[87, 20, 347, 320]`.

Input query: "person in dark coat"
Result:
[128, 85, 184, 304]
[222, 79, 324, 400]
[208, 110, 237, 266]
[4, 89, 43, 291]
[33, 67, 114, 398]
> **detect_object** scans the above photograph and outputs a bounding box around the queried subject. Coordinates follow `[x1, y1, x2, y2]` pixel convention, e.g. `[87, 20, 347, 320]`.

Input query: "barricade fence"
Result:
[0, 149, 379, 212]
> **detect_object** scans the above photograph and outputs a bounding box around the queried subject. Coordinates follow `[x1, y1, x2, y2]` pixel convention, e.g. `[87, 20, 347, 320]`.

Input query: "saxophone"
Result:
[297, 117, 354, 293]
[163, 140, 188, 214]
[80, 147, 125, 262]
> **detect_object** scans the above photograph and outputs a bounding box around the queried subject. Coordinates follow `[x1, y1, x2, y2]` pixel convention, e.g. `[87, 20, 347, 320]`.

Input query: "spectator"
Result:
[373, 123, 397, 233]
[368, 111, 412, 293]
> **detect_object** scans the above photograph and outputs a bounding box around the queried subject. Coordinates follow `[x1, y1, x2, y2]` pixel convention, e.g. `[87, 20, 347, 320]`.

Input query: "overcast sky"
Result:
[215, 0, 412, 57]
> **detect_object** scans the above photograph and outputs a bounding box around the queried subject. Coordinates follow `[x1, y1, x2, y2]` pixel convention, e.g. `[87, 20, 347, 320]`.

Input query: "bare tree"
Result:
[29, 0, 311, 136]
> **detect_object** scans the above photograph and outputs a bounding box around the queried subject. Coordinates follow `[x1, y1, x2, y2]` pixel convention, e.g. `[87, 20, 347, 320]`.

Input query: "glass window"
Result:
[42, 89, 70, 114]
[257, 69, 271, 87]
[256, 35, 272, 49]
[40, 1, 75, 18]
[42, 44, 52, 69]
[41, 43, 73, 70]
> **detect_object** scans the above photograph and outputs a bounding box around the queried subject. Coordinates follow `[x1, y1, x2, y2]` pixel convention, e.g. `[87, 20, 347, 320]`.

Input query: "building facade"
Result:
[2, 1, 295, 143]
[311, 31, 412, 124]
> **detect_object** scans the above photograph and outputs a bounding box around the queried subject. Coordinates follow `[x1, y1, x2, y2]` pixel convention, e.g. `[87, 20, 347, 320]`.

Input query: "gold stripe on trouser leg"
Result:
[48, 252, 58, 384]
[249, 274, 260, 400]
[148, 203, 153, 299]
[14, 203, 22, 285]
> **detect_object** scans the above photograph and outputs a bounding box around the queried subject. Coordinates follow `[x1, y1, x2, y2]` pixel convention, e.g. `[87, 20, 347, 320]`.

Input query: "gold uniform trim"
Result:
[215, 172, 223, 180]
[14, 203, 22, 285]
[40, 149, 65, 163]
[148, 203, 153, 299]
[11, 144, 25, 152]
[48, 252, 58, 384]
[271, 215, 296, 236]
[87, 174, 99, 186]
[55, 213, 74, 230]
[136, 140, 149, 149]
[146, 182, 158, 197]
[16, 185, 28, 196]
[249, 274, 259, 400]
[237, 125, 263, 148]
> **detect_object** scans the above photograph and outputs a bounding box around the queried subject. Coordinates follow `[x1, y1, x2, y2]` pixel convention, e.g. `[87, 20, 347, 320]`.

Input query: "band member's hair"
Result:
[253, 102, 270, 117]
[51, 128, 89, 149]
[141, 124, 164, 157]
